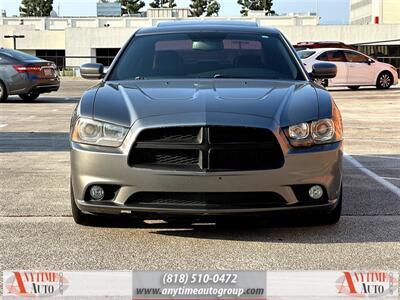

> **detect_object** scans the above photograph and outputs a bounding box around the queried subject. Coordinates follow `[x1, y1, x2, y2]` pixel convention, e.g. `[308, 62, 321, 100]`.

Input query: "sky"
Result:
[0, 0, 349, 24]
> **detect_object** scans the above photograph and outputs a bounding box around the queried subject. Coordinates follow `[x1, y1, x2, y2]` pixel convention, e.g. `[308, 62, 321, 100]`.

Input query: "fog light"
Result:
[308, 185, 323, 200]
[90, 185, 105, 201]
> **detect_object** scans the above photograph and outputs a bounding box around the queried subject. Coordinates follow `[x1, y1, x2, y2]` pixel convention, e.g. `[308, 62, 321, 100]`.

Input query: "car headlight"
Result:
[284, 101, 343, 147]
[311, 119, 335, 142]
[71, 118, 129, 147]
[288, 122, 309, 140]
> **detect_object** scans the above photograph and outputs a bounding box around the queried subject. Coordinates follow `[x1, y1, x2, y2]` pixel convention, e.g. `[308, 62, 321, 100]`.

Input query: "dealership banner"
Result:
[2, 271, 399, 299]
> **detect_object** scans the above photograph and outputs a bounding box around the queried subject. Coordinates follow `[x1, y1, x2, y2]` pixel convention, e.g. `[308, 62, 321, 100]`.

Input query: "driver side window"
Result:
[317, 50, 346, 62]
[344, 51, 369, 63]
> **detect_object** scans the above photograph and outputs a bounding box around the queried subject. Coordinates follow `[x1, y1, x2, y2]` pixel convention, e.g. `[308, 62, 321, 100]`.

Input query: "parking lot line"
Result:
[382, 177, 400, 181]
[0, 124, 8, 128]
[345, 152, 400, 198]
[359, 154, 400, 161]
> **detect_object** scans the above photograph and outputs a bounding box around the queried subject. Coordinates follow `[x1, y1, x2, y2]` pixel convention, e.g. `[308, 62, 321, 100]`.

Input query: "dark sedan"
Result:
[0, 48, 60, 102]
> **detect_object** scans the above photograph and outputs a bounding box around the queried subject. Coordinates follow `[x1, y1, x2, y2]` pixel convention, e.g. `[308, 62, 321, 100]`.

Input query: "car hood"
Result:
[91, 79, 321, 128]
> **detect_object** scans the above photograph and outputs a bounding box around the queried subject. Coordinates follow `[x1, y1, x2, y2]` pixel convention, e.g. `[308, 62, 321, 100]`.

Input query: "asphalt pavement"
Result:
[0, 80, 399, 275]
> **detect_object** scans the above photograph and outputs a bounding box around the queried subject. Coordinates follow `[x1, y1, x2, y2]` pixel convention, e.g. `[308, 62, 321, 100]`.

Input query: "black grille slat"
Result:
[130, 149, 200, 169]
[126, 192, 287, 209]
[136, 127, 201, 144]
[129, 126, 284, 171]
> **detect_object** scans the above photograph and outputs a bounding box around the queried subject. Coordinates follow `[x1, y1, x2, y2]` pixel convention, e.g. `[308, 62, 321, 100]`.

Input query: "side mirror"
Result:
[367, 59, 375, 65]
[310, 62, 337, 79]
[80, 63, 105, 80]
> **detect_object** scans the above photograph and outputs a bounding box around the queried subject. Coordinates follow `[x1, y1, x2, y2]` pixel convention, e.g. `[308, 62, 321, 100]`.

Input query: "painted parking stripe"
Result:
[0, 124, 8, 128]
[382, 177, 400, 181]
[359, 154, 400, 161]
[345, 152, 400, 198]
[345, 138, 400, 145]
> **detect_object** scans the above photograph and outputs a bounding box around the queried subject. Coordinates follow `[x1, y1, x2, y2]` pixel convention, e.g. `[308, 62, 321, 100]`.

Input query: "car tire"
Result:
[19, 92, 40, 102]
[70, 181, 101, 226]
[348, 86, 360, 90]
[317, 185, 342, 225]
[0, 81, 8, 102]
[376, 72, 393, 89]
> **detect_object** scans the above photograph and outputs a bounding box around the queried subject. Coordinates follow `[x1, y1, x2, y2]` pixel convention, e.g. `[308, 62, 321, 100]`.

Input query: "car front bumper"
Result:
[71, 114, 343, 216]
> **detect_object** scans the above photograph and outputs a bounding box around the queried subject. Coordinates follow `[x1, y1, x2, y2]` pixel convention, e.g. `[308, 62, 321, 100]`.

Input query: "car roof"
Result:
[137, 21, 281, 36]
[300, 48, 357, 53]
[0, 48, 15, 52]
[296, 41, 347, 45]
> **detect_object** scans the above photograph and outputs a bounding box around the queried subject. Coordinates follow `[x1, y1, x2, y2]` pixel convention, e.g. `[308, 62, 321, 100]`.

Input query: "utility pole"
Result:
[4, 35, 25, 50]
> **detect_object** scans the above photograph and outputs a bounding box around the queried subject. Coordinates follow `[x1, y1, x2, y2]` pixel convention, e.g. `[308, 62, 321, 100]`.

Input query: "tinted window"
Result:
[298, 50, 315, 59]
[109, 32, 304, 81]
[0, 49, 40, 61]
[317, 51, 346, 62]
[344, 51, 369, 63]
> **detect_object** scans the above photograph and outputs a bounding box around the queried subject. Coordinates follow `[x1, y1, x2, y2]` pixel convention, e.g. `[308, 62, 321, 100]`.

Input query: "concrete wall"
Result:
[65, 27, 137, 66]
[0, 25, 65, 50]
[278, 24, 400, 45]
[350, 0, 373, 24]
[1, 16, 400, 68]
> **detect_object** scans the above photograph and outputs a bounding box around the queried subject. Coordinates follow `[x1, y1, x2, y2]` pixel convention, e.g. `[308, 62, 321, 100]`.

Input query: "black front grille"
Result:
[129, 126, 284, 171]
[131, 149, 199, 168]
[125, 192, 287, 209]
[137, 126, 201, 143]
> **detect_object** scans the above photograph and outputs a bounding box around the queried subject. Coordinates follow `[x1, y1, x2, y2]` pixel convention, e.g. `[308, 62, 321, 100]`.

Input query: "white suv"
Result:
[298, 48, 399, 89]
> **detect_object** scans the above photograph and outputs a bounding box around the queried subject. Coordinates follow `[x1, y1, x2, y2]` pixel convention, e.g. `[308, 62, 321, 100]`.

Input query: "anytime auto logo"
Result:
[336, 271, 398, 297]
[4, 271, 69, 297]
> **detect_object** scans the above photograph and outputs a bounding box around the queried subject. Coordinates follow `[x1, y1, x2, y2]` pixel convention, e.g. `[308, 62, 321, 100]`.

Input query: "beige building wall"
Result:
[350, 0, 400, 24]
[350, 0, 373, 24]
[381, 0, 400, 24]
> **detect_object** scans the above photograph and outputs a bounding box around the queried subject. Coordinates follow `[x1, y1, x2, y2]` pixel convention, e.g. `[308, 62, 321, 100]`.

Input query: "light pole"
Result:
[4, 35, 25, 50]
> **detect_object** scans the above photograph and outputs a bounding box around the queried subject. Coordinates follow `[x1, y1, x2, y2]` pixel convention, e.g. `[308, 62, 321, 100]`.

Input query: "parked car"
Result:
[294, 41, 356, 51]
[0, 48, 60, 102]
[298, 48, 399, 89]
[70, 21, 343, 226]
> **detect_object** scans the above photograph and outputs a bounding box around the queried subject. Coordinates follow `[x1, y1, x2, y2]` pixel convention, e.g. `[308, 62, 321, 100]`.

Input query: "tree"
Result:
[190, 0, 220, 17]
[189, 0, 207, 17]
[20, 0, 53, 17]
[237, 0, 274, 16]
[149, 0, 177, 8]
[116, 0, 145, 14]
[206, 0, 220, 16]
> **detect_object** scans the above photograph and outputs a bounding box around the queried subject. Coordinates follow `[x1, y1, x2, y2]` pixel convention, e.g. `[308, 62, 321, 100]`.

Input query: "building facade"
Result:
[0, 12, 399, 73]
[350, 0, 400, 24]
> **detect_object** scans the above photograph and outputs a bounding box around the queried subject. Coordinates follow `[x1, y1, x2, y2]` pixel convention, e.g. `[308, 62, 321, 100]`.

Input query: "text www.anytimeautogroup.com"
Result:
[136, 287, 264, 298]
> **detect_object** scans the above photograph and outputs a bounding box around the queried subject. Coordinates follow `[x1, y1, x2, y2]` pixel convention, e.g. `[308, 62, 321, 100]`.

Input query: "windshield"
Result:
[108, 32, 305, 81]
[298, 50, 316, 59]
